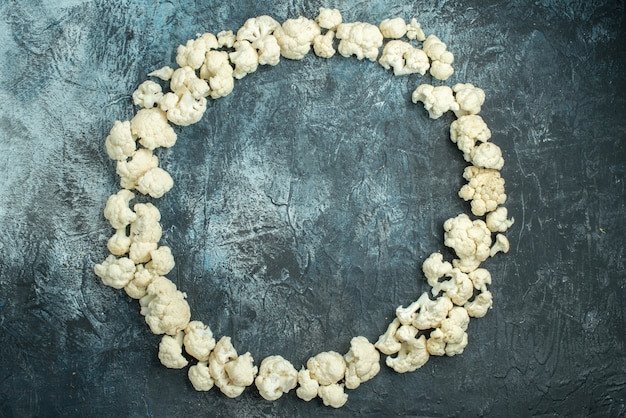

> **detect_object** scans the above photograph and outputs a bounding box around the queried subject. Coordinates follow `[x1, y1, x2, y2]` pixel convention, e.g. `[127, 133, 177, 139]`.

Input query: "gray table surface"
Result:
[0, 0, 624, 416]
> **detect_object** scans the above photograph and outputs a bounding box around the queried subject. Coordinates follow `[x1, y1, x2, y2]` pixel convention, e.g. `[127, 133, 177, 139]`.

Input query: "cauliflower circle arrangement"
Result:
[95, 8, 513, 408]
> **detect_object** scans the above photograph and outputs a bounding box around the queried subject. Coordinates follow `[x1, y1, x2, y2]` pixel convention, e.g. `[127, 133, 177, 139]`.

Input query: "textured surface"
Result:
[0, 0, 625, 416]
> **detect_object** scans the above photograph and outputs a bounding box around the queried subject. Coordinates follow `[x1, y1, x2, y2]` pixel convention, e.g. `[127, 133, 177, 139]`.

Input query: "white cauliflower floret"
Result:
[465, 290, 493, 318]
[412, 292, 454, 330]
[423, 34, 454, 80]
[116, 148, 159, 190]
[443, 213, 492, 272]
[386, 334, 429, 373]
[103, 189, 136, 229]
[406, 18, 425, 41]
[343, 336, 380, 390]
[229, 40, 260, 79]
[236, 16, 281, 66]
[313, 30, 336, 58]
[426, 307, 470, 356]
[395, 324, 419, 342]
[107, 228, 131, 256]
[183, 321, 216, 362]
[200, 50, 235, 99]
[105, 120, 136, 161]
[453, 83, 486, 117]
[274, 17, 321, 60]
[296, 368, 319, 401]
[254, 355, 298, 401]
[159, 92, 207, 126]
[379, 40, 429, 76]
[316, 7, 342, 30]
[412, 84, 459, 119]
[422, 252, 453, 288]
[148, 66, 174, 81]
[129, 241, 157, 264]
[490, 233, 510, 257]
[209, 337, 258, 398]
[336, 22, 384, 61]
[130, 202, 162, 244]
[158, 331, 189, 369]
[471, 142, 505, 170]
[188, 361, 214, 391]
[145, 246, 175, 276]
[94, 254, 136, 289]
[217, 30, 236, 48]
[318, 383, 348, 409]
[170, 66, 210, 99]
[132, 80, 163, 109]
[254, 35, 281, 66]
[124, 264, 157, 299]
[379, 17, 407, 39]
[433, 268, 474, 306]
[459, 166, 507, 216]
[135, 167, 174, 198]
[486, 207, 514, 233]
[306, 351, 346, 386]
[176, 32, 219, 69]
[130, 108, 177, 150]
[374, 318, 402, 355]
[395, 299, 422, 326]
[468, 268, 492, 293]
[450, 114, 492, 161]
[139, 276, 191, 335]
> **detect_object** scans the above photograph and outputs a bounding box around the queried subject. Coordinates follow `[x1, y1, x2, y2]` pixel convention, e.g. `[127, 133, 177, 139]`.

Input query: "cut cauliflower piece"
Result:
[422, 252, 453, 289]
[426, 307, 470, 356]
[459, 166, 507, 216]
[406, 18, 426, 41]
[486, 207, 515, 233]
[379, 40, 429, 76]
[254, 355, 298, 401]
[236, 16, 281, 66]
[200, 50, 235, 99]
[443, 213, 492, 272]
[274, 16, 321, 60]
[183, 321, 216, 362]
[433, 268, 474, 306]
[145, 246, 175, 276]
[386, 334, 429, 373]
[158, 331, 189, 369]
[135, 166, 174, 198]
[148, 66, 174, 81]
[468, 268, 492, 293]
[159, 92, 207, 126]
[105, 120, 136, 161]
[374, 318, 402, 355]
[490, 233, 510, 257]
[229, 40, 260, 79]
[423, 34, 454, 80]
[465, 290, 493, 318]
[132, 80, 163, 109]
[412, 293, 454, 330]
[450, 114, 492, 162]
[188, 361, 214, 391]
[316, 7, 342, 30]
[116, 148, 159, 190]
[318, 383, 348, 408]
[336, 22, 384, 61]
[170, 66, 210, 100]
[313, 30, 336, 58]
[379, 17, 407, 39]
[176, 32, 219, 69]
[209, 337, 258, 398]
[306, 351, 346, 386]
[129, 241, 157, 265]
[124, 264, 157, 299]
[343, 336, 380, 390]
[107, 228, 131, 256]
[217, 30, 236, 48]
[139, 276, 191, 335]
[452, 83, 485, 117]
[94, 254, 136, 289]
[103, 189, 136, 230]
[412, 84, 459, 119]
[130, 108, 177, 150]
[296, 368, 319, 402]
[129, 202, 162, 244]
[471, 142, 505, 170]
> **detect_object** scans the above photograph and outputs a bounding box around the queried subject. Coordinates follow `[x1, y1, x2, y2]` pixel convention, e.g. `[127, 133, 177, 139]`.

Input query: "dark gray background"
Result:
[0, 0, 624, 416]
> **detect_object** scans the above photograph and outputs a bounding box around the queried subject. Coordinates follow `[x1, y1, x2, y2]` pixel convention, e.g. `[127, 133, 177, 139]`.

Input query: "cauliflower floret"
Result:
[433, 268, 474, 306]
[209, 337, 258, 398]
[453, 83, 485, 117]
[124, 264, 157, 299]
[412, 84, 459, 119]
[236, 15, 281, 66]
[386, 334, 429, 373]
[423, 34, 454, 80]
[105, 120, 136, 161]
[139, 276, 191, 335]
[296, 368, 319, 401]
[316, 7, 342, 30]
[158, 331, 189, 369]
[306, 351, 346, 386]
[217, 30, 236, 48]
[254, 355, 298, 401]
[374, 318, 402, 355]
[443, 213, 492, 272]
[490, 233, 510, 257]
[465, 290, 493, 318]
[274, 16, 321, 60]
[103, 189, 136, 230]
[148, 66, 174, 81]
[254, 35, 281, 66]
[183, 321, 216, 362]
[94, 254, 136, 289]
[130, 108, 177, 150]
[412, 293, 453, 330]
[471, 142, 505, 170]
[176, 32, 219, 69]
[129, 202, 162, 244]
[318, 383, 348, 409]
[170, 66, 210, 99]
[468, 268, 492, 293]
[129, 241, 157, 264]
[336, 22, 384, 61]
[135, 167, 174, 198]
[145, 246, 175, 276]
[427, 307, 470, 356]
[343, 336, 380, 390]
[422, 252, 453, 288]
[379, 17, 407, 39]
[450, 114, 492, 161]
[188, 361, 214, 391]
[379, 40, 429, 76]
[107, 228, 131, 256]
[159, 92, 207, 126]
[229, 40, 260, 79]
[132, 80, 163, 109]
[486, 207, 514, 233]
[313, 30, 336, 58]
[116, 148, 159, 190]
[459, 166, 507, 216]
[406, 18, 425, 41]
[200, 50, 235, 99]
